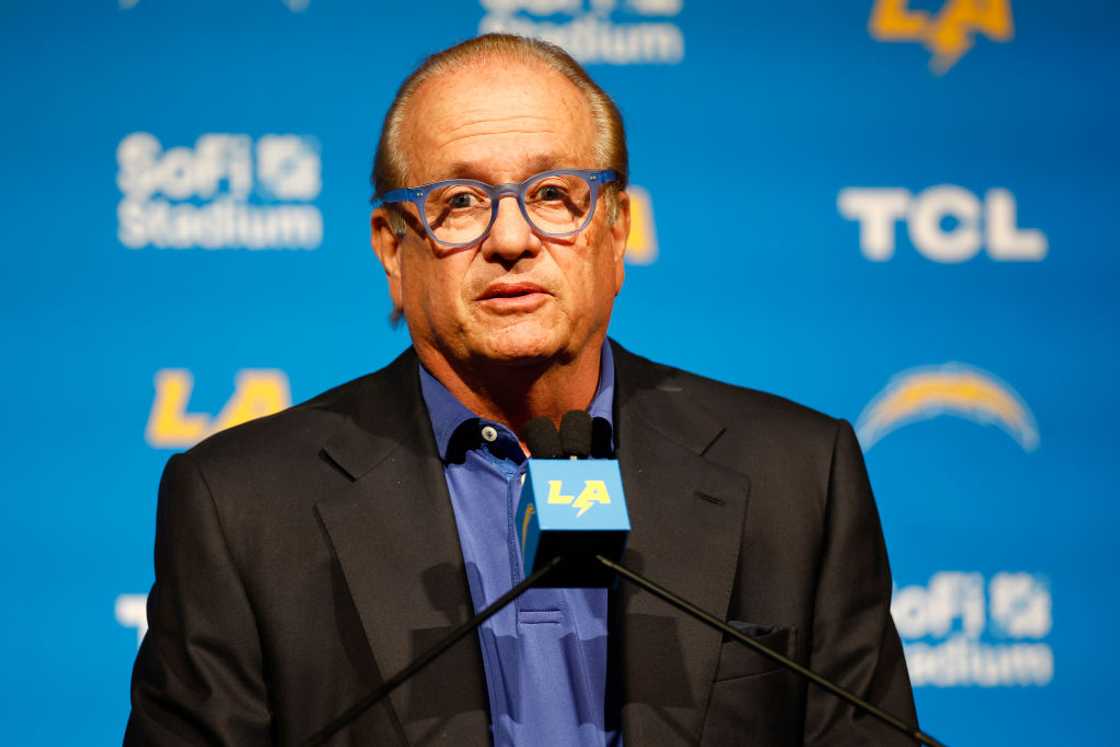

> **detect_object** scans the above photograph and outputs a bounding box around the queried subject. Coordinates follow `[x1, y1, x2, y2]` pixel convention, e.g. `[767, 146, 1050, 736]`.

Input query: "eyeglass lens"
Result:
[424, 173, 594, 244]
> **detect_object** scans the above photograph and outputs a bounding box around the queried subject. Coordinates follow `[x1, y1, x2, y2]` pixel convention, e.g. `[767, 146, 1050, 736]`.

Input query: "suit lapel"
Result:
[612, 342, 752, 745]
[313, 350, 489, 741]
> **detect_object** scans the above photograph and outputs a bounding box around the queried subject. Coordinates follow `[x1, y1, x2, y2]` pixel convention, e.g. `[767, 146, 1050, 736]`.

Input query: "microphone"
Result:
[559, 410, 593, 457]
[523, 416, 563, 458]
[516, 411, 630, 587]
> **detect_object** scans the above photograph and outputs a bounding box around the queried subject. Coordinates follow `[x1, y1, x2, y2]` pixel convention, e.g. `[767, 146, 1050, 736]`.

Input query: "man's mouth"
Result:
[477, 282, 552, 312]
[480, 282, 548, 300]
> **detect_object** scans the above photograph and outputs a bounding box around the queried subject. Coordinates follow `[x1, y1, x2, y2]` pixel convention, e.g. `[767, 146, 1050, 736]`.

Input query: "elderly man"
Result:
[127, 34, 916, 747]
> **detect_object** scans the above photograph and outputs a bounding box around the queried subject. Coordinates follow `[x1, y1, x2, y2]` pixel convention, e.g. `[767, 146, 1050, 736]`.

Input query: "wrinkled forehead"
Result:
[399, 57, 598, 186]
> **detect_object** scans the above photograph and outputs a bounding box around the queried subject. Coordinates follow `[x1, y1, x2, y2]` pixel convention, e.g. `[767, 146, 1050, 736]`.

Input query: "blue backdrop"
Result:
[3, 0, 1117, 743]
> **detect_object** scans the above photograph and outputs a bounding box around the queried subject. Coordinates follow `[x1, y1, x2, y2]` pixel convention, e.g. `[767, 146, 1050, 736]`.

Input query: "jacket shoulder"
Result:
[184, 347, 418, 477]
[185, 372, 360, 465]
[613, 342, 843, 448]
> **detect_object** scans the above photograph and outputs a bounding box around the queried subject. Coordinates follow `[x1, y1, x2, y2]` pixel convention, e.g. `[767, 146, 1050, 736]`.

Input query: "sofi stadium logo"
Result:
[117, 132, 323, 251]
[869, 0, 1013, 74]
[479, 0, 684, 65]
[838, 186, 1047, 263]
[893, 572, 1053, 687]
[857, 363, 1038, 452]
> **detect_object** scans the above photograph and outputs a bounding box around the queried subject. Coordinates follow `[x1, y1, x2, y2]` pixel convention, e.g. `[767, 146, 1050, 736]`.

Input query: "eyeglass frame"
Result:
[373, 168, 620, 248]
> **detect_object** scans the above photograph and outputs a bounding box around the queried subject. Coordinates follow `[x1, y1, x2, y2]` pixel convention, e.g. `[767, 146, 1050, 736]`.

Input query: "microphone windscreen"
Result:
[523, 417, 563, 458]
[559, 410, 593, 458]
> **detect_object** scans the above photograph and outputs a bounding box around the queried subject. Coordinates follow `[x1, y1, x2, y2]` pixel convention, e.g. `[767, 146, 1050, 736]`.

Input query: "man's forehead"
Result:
[401, 57, 596, 184]
[440, 153, 578, 182]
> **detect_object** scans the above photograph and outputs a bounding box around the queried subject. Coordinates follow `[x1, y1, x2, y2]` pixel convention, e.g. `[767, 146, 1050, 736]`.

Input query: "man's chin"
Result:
[471, 329, 569, 368]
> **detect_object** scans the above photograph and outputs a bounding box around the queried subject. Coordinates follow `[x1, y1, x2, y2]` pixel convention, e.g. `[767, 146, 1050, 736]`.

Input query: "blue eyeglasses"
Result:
[374, 168, 619, 248]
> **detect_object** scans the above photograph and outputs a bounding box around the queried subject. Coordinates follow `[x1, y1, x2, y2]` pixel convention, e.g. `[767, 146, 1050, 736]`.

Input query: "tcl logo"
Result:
[838, 186, 1047, 263]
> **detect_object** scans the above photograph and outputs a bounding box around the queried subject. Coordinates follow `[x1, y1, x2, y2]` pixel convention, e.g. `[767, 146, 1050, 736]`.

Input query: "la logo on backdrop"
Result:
[858, 365, 1054, 687]
[145, 369, 292, 449]
[869, 0, 1014, 74]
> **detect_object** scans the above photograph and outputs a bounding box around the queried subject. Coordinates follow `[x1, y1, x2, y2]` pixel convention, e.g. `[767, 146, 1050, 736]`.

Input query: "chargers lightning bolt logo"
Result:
[857, 363, 1038, 451]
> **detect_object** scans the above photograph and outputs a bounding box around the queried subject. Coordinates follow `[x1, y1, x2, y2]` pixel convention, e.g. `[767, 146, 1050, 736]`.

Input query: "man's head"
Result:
[370, 34, 630, 380]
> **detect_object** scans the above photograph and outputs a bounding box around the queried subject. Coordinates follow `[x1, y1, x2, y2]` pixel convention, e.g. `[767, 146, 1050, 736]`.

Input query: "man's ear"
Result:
[371, 207, 405, 315]
[609, 190, 631, 294]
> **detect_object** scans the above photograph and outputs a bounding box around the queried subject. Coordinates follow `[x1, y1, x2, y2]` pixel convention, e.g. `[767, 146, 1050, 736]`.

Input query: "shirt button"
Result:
[480, 425, 498, 443]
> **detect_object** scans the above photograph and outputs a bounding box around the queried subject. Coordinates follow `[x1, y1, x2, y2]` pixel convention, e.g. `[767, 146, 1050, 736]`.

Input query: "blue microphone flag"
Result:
[516, 458, 631, 588]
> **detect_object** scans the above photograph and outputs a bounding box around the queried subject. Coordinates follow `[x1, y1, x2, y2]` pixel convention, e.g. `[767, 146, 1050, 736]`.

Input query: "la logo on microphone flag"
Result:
[546, 478, 612, 517]
[517, 459, 631, 588]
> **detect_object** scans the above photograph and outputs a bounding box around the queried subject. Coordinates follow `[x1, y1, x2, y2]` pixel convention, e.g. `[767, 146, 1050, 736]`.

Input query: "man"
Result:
[127, 34, 916, 746]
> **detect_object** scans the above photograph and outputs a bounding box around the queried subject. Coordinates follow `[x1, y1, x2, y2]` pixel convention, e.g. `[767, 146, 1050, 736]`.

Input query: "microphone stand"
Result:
[595, 554, 948, 747]
[301, 556, 564, 747]
[304, 552, 948, 747]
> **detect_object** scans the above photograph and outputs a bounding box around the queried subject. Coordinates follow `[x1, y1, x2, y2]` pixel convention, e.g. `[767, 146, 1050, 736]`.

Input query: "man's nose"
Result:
[480, 194, 540, 262]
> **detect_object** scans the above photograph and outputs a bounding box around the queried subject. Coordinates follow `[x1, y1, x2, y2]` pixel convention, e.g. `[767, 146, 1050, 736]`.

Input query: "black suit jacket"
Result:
[126, 341, 916, 746]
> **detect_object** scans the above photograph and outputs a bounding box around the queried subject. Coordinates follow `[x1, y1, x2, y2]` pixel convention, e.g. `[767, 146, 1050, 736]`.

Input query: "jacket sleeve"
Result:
[802, 420, 918, 746]
[125, 452, 272, 746]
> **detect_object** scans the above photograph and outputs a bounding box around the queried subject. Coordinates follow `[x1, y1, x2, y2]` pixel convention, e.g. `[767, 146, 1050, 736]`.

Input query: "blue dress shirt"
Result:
[418, 343, 620, 747]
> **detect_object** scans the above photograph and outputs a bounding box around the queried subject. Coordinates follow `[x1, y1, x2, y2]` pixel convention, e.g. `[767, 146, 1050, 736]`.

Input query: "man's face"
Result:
[372, 58, 629, 372]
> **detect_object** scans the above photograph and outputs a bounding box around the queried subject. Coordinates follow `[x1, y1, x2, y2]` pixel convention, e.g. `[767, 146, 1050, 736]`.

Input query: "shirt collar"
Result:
[419, 339, 616, 462]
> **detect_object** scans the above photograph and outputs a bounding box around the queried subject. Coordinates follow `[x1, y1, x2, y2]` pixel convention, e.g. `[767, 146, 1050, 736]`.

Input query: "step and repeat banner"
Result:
[3, 1, 1117, 744]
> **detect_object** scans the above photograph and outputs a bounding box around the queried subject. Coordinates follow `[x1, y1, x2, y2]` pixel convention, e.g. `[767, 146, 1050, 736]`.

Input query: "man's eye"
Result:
[448, 193, 478, 209]
[535, 185, 568, 201]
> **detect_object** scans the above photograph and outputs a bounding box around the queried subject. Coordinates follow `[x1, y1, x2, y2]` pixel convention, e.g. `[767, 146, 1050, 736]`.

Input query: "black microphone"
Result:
[523, 416, 563, 458]
[559, 410, 593, 457]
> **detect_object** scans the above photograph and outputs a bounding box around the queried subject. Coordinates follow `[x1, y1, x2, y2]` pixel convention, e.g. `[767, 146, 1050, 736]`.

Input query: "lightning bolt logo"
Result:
[856, 363, 1038, 451]
[573, 479, 611, 517]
